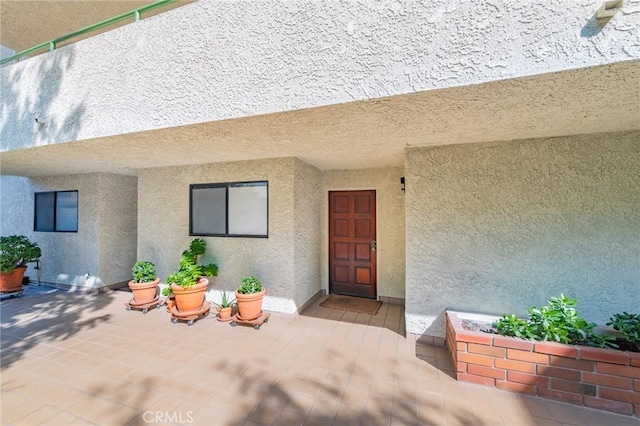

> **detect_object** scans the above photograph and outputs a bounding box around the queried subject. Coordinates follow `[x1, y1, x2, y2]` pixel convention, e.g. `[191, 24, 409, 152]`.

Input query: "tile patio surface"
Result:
[1, 285, 638, 426]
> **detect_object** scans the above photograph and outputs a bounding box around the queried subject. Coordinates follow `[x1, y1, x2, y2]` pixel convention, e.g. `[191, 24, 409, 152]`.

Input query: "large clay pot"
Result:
[0, 266, 26, 293]
[235, 288, 266, 321]
[172, 279, 208, 312]
[128, 277, 160, 304]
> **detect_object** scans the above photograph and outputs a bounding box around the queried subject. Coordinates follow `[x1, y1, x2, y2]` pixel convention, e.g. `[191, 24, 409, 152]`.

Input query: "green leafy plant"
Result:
[131, 261, 156, 283]
[214, 291, 236, 309]
[494, 294, 613, 348]
[527, 294, 595, 344]
[237, 276, 263, 294]
[607, 312, 640, 351]
[494, 314, 535, 339]
[162, 238, 218, 297]
[0, 235, 41, 273]
[583, 332, 619, 349]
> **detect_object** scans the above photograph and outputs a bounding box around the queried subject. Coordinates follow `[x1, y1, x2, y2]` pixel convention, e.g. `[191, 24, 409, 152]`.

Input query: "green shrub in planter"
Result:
[494, 314, 535, 340]
[494, 294, 617, 348]
[0, 235, 41, 272]
[237, 276, 263, 294]
[131, 261, 156, 283]
[608, 312, 640, 351]
[162, 238, 218, 297]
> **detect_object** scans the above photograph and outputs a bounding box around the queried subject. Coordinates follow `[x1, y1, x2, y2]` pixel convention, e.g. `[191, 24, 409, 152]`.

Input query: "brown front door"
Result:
[329, 190, 377, 299]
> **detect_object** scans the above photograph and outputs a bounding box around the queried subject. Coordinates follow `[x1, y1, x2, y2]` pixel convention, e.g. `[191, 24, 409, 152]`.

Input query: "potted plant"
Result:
[235, 276, 265, 320]
[128, 261, 159, 303]
[0, 235, 41, 293]
[214, 291, 236, 321]
[162, 238, 218, 312]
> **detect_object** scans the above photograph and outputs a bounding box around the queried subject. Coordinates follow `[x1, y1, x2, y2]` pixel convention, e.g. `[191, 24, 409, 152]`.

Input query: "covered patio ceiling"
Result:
[1, 59, 638, 177]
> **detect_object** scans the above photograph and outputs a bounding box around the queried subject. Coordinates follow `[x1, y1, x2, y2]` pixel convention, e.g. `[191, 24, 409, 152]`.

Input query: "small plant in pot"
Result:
[162, 238, 218, 312]
[235, 276, 265, 321]
[0, 235, 41, 293]
[128, 261, 159, 304]
[214, 291, 236, 321]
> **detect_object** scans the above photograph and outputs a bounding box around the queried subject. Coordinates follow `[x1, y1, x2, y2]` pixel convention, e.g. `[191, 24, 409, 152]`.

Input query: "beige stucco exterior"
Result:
[405, 131, 640, 337]
[3, 1, 640, 178]
[135, 159, 406, 311]
[1, 0, 638, 339]
[137, 157, 326, 313]
[0, 173, 137, 288]
[293, 159, 322, 307]
[97, 173, 139, 286]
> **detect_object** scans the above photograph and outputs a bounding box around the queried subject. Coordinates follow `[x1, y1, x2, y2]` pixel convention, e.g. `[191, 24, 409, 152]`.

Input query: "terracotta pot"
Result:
[218, 306, 232, 321]
[166, 297, 176, 312]
[172, 279, 208, 312]
[128, 277, 160, 304]
[0, 266, 26, 293]
[235, 288, 266, 321]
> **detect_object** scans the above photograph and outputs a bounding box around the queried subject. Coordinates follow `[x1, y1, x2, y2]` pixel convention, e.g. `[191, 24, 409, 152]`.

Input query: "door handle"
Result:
[370, 240, 377, 252]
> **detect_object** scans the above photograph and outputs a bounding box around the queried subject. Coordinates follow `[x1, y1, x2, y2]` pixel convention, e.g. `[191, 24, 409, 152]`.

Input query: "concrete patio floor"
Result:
[1, 285, 638, 426]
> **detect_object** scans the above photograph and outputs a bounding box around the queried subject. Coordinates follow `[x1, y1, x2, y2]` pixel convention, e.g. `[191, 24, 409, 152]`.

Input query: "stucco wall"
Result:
[97, 173, 138, 285]
[293, 159, 322, 306]
[3, 0, 640, 150]
[0, 176, 33, 236]
[138, 158, 304, 313]
[28, 174, 101, 287]
[321, 167, 406, 299]
[405, 131, 640, 337]
[0, 173, 138, 288]
[0, 176, 41, 280]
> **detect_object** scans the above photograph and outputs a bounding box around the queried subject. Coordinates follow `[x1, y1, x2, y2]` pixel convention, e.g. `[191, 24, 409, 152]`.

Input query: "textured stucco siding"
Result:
[28, 174, 101, 287]
[293, 159, 322, 307]
[0, 173, 139, 288]
[2, 0, 640, 150]
[97, 174, 138, 286]
[138, 158, 303, 313]
[405, 131, 640, 337]
[321, 168, 406, 299]
[0, 176, 33, 236]
[0, 176, 42, 281]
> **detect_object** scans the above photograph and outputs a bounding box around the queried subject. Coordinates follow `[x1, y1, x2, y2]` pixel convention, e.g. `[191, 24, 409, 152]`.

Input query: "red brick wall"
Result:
[446, 312, 640, 417]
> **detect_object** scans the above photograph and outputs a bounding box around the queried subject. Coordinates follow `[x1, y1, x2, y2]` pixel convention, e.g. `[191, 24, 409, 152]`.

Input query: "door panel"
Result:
[333, 195, 349, 212]
[355, 195, 371, 213]
[355, 243, 370, 261]
[355, 219, 371, 238]
[334, 265, 349, 282]
[329, 190, 377, 299]
[334, 242, 349, 260]
[333, 219, 349, 236]
[355, 267, 371, 284]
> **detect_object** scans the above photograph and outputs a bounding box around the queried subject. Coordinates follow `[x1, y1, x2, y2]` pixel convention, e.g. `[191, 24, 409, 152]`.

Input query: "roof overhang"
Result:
[1, 60, 638, 177]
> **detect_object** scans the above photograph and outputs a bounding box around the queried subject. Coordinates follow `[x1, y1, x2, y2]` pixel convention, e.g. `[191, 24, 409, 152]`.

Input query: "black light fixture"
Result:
[400, 177, 405, 193]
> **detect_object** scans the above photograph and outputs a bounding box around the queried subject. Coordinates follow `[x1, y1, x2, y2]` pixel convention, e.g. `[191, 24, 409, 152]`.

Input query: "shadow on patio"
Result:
[1, 284, 114, 371]
[2, 288, 638, 425]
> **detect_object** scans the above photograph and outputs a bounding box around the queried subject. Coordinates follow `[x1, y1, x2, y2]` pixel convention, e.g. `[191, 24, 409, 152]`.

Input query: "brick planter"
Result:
[446, 311, 640, 417]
